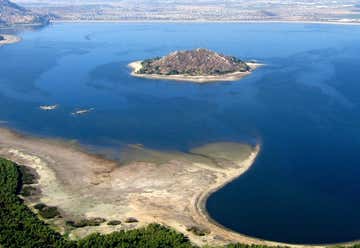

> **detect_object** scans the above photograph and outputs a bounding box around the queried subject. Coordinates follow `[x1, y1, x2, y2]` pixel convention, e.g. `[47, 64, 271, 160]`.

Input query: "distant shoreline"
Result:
[129, 61, 262, 83]
[0, 34, 21, 46]
[51, 19, 360, 26]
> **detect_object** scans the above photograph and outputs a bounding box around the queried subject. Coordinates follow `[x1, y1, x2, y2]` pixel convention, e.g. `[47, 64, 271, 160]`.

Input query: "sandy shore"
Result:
[0, 128, 332, 247]
[0, 34, 21, 46]
[129, 61, 262, 83]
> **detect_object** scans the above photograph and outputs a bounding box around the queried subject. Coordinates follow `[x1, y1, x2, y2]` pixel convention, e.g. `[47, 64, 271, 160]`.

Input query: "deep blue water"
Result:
[0, 23, 360, 244]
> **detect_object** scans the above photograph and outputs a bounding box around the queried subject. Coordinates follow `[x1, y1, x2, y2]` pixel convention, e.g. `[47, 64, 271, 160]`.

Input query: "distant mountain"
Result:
[138, 48, 251, 76]
[0, 0, 49, 26]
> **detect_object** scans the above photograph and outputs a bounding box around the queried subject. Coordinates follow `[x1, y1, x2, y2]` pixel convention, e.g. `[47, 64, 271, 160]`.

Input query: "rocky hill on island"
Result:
[0, 0, 49, 26]
[138, 48, 251, 76]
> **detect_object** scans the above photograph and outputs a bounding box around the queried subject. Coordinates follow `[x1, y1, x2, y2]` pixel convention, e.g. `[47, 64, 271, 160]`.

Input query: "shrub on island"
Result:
[18, 165, 37, 184]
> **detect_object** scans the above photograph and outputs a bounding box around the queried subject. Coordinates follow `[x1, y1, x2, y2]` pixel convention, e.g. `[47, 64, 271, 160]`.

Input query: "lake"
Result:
[0, 22, 359, 244]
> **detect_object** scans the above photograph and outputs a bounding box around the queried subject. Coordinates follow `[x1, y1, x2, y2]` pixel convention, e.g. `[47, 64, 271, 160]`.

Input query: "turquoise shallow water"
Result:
[0, 23, 360, 244]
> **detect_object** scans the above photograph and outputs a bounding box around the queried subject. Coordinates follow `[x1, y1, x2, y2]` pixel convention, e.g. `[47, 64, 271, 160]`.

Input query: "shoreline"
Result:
[193, 149, 360, 247]
[0, 127, 273, 246]
[128, 61, 262, 83]
[0, 34, 21, 46]
[191, 145, 276, 245]
[51, 20, 360, 26]
[0, 127, 359, 247]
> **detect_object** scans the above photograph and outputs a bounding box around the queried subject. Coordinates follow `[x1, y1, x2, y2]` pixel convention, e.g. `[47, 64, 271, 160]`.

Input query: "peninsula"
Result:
[129, 48, 261, 83]
[0, 128, 279, 247]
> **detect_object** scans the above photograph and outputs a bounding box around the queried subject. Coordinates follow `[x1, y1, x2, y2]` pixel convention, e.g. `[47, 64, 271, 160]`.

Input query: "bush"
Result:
[34, 203, 47, 210]
[20, 185, 37, 196]
[38, 206, 61, 219]
[66, 218, 106, 228]
[18, 165, 37, 184]
[186, 226, 210, 236]
[125, 217, 138, 223]
[107, 220, 122, 226]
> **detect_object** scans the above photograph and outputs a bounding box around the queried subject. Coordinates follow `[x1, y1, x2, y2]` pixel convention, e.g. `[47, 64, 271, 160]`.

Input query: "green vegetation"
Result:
[0, 158, 72, 248]
[1, 157, 359, 248]
[34, 203, 61, 219]
[20, 185, 37, 197]
[186, 226, 210, 236]
[77, 225, 194, 248]
[124, 217, 138, 223]
[66, 218, 106, 228]
[166, 70, 180, 75]
[139, 57, 161, 74]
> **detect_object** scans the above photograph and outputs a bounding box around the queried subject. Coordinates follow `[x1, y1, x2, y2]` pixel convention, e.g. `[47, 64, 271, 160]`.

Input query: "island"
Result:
[129, 48, 261, 83]
[0, 34, 21, 46]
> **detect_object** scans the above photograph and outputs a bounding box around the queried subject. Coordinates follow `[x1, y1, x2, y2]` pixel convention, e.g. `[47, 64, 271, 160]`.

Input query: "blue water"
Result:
[0, 23, 360, 244]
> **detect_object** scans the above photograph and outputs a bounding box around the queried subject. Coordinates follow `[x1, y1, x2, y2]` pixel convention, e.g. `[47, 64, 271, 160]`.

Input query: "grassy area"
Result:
[0, 157, 359, 248]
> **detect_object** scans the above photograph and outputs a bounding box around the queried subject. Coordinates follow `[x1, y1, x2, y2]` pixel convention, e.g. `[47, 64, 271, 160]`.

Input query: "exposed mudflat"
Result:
[0, 127, 286, 246]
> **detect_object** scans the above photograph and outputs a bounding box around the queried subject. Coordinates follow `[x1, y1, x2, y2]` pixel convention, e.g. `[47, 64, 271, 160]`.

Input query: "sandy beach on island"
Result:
[129, 61, 262, 83]
[0, 127, 279, 247]
[0, 34, 21, 46]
